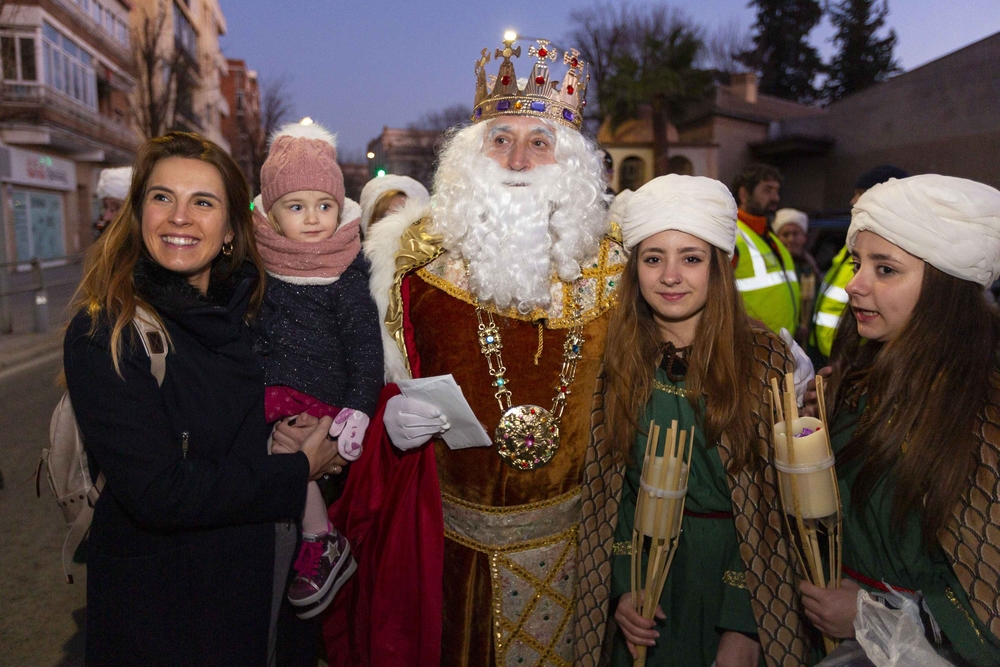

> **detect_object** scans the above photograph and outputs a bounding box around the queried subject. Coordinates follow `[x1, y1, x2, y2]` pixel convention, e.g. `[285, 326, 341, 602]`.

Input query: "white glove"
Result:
[780, 328, 815, 407]
[328, 409, 370, 462]
[384, 395, 450, 451]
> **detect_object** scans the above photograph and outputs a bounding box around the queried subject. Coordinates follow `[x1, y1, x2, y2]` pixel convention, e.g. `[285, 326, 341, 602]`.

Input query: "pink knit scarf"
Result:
[253, 209, 361, 279]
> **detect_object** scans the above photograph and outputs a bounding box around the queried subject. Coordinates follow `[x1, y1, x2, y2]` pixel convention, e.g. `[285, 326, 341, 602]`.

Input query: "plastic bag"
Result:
[853, 590, 953, 667]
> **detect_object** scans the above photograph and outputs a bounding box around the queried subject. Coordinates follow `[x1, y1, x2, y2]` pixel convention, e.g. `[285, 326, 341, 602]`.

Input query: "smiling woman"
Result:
[595, 174, 814, 667]
[62, 132, 344, 666]
[141, 157, 233, 294]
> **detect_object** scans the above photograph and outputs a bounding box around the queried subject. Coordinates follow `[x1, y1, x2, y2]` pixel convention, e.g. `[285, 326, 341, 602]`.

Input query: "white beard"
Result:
[430, 122, 610, 315]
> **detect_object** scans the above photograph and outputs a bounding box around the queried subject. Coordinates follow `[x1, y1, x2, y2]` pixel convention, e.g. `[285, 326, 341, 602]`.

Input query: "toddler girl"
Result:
[253, 121, 383, 619]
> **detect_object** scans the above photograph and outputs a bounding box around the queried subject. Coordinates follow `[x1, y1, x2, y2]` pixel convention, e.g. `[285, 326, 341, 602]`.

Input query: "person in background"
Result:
[93, 166, 131, 237]
[773, 208, 820, 344]
[809, 165, 909, 363]
[730, 165, 800, 336]
[357, 174, 429, 236]
[63, 132, 340, 666]
[801, 175, 1000, 667]
[600, 148, 617, 197]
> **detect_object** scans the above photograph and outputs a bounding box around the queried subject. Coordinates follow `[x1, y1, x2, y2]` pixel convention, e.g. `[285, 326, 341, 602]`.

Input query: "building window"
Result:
[619, 156, 646, 191]
[1, 36, 37, 82]
[11, 189, 66, 262]
[174, 5, 197, 58]
[43, 23, 97, 110]
[236, 90, 244, 113]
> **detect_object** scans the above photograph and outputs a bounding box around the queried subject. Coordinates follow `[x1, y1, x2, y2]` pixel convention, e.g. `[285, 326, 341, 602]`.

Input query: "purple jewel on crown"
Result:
[471, 32, 589, 130]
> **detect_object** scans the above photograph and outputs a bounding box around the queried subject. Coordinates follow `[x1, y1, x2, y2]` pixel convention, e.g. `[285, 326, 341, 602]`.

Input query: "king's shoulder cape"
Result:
[364, 202, 624, 383]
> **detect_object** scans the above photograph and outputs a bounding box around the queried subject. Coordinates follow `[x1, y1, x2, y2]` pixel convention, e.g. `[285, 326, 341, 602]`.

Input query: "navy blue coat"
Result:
[64, 263, 309, 667]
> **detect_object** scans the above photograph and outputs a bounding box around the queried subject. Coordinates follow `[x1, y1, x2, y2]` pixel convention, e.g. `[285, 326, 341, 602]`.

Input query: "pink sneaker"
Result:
[287, 530, 356, 619]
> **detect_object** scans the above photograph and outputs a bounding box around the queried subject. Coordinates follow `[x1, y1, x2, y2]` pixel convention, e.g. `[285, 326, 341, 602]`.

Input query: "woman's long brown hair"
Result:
[604, 246, 759, 471]
[72, 132, 266, 375]
[828, 265, 1000, 546]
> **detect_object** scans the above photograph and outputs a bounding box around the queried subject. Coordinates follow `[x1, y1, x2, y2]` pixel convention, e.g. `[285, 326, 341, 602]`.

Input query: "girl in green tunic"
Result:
[603, 175, 812, 667]
[799, 175, 1000, 666]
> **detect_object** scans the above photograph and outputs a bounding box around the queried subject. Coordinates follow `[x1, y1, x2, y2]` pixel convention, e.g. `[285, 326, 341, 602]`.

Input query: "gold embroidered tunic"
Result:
[386, 219, 626, 667]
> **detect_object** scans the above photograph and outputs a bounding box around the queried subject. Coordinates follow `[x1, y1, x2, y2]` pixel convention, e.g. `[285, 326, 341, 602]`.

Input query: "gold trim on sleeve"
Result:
[946, 587, 985, 644]
[723, 570, 748, 589]
[386, 219, 443, 376]
[612, 541, 633, 556]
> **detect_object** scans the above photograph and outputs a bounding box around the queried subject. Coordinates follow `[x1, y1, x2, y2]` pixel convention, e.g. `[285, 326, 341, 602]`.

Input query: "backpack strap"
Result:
[132, 305, 168, 387]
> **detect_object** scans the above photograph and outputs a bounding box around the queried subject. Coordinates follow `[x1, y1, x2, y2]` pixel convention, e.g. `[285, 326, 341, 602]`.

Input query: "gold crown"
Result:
[472, 33, 589, 131]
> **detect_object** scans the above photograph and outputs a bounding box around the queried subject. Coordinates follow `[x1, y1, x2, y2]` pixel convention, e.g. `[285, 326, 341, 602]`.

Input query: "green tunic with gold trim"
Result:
[832, 396, 1000, 667]
[610, 364, 759, 666]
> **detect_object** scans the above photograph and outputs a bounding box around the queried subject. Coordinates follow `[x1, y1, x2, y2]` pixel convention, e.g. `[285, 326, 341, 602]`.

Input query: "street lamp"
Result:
[366, 151, 375, 160]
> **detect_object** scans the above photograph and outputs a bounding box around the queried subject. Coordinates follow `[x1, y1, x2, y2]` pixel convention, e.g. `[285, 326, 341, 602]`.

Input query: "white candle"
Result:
[638, 456, 688, 538]
[773, 417, 838, 519]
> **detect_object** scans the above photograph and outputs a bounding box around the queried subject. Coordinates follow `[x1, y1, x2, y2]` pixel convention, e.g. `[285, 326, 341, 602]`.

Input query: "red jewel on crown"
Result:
[567, 85, 575, 95]
[501, 75, 511, 85]
[538, 48, 547, 57]
[535, 76, 545, 85]
[571, 58, 579, 68]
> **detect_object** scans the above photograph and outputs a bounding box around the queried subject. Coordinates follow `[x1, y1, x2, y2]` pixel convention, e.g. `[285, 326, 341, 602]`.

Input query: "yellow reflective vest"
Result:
[810, 245, 853, 359]
[734, 221, 800, 334]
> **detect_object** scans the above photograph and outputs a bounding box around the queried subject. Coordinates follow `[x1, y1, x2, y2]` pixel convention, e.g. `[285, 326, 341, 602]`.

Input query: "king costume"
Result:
[322, 34, 629, 667]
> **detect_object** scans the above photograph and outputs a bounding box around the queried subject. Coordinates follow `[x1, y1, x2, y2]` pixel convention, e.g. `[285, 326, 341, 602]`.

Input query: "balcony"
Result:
[0, 81, 138, 154]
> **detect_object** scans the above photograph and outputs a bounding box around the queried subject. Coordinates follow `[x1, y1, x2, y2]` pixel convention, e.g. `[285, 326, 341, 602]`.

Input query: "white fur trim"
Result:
[363, 198, 431, 383]
[270, 121, 337, 150]
[339, 198, 362, 229]
[266, 270, 340, 285]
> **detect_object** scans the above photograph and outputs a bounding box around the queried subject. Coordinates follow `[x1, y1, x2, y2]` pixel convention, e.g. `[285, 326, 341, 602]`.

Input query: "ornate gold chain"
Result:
[474, 301, 585, 470]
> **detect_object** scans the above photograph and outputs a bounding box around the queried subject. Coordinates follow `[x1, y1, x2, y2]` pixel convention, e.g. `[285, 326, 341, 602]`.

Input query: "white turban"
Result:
[773, 208, 808, 233]
[96, 167, 132, 201]
[848, 175, 1000, 287]
[621, 174, 738, 256]
[359, 174, 429, 234]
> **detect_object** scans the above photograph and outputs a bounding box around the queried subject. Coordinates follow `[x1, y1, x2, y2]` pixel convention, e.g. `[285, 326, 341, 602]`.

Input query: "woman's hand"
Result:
[271, 412, 319, 454]
[801, 365, 832, 418]
[715, 631, 761, 667]
[800, 579, 861, 638]
[614, 591, 664, 659]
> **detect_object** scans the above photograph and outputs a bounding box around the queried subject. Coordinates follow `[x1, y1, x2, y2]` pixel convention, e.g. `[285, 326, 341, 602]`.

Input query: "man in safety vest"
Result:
[731, 164, 800, 334]
[809, 165, 909, 361]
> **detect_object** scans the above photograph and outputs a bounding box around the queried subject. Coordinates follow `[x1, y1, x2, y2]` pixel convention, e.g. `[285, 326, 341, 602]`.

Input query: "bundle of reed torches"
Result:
[769, 372, 842, 654]
[630, 419, 694, 667]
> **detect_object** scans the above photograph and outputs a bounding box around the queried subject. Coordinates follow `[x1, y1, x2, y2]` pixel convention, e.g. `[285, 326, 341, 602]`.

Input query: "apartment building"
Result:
[0, 0, 137, 263]
[220, 57, 260, 190]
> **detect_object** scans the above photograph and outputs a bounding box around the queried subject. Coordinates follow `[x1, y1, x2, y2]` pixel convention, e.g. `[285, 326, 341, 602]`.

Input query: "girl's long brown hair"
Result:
[828, 265, 1000, 546]
[604, 246, 759, 471]
[72, 132, 266, 375]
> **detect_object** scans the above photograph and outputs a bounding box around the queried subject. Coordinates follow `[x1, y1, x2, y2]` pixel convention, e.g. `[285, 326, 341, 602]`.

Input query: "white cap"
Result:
[772, 208, 808, 234]
[359, 175, 430, 234]
[608, 189, 633, 227]
[848, 175, 1000, 286]
[96, 167, 132, 201]
[621, 174, 738, 256]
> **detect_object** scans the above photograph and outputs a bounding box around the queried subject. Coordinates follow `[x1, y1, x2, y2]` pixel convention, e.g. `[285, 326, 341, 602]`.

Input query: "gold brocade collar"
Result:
[416, 236, 626, 328]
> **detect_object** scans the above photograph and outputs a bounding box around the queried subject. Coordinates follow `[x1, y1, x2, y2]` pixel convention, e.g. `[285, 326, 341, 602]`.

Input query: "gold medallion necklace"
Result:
[475, 302, 585, 470]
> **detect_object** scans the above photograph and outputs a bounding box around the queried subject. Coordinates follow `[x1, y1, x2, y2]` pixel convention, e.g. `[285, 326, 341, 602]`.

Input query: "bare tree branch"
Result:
[130, 5, 197, 138]
[408, 104, 472, 132]
[702, 19, 753, 75]
[241, 75, 293, 193]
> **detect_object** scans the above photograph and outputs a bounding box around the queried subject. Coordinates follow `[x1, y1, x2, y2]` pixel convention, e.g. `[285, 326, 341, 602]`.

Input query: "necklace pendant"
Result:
[495, 405, 559, 470]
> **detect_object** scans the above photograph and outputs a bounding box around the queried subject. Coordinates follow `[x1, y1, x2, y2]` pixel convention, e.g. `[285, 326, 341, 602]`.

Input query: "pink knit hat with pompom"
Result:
[260, 121, 344, 212]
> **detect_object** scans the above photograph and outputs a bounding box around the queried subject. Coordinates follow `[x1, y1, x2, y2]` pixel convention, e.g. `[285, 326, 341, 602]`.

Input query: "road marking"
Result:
[0, 348, 62, 383]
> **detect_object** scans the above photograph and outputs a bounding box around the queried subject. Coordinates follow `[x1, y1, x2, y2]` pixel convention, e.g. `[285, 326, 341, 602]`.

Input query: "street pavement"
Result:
[0, 262, 85, 666]
[0, 354, 86, 667]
